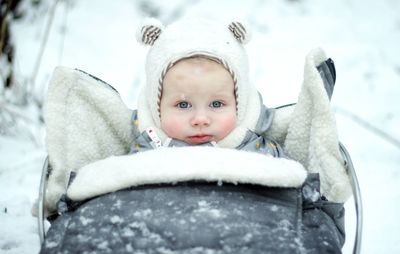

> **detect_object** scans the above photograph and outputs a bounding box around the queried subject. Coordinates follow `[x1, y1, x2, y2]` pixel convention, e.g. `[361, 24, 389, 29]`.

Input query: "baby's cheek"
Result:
[161, 117, 185, 139]
[218, 116, 237, 139]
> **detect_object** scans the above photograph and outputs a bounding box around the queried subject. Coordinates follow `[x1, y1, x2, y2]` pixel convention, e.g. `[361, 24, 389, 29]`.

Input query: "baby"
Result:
[130, 17, 284, 157]
[160, 56, 237, 145]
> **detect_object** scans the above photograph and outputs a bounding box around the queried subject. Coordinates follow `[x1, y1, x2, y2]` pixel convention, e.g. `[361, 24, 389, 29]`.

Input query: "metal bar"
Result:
[339, 143, 363, 254]
[38, 156, 49, 245]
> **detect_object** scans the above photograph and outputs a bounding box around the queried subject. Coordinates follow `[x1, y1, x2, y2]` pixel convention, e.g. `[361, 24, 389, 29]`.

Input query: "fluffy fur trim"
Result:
[44, 67, 133, 212]
[67, 146, 307, 201]
[282, 48, 351, 202]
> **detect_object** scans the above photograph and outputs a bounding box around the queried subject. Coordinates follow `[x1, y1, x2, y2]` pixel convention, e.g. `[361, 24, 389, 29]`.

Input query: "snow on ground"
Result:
[1, 0, 399, 253]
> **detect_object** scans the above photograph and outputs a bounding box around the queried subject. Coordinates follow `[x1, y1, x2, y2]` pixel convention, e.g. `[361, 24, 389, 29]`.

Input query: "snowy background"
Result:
[1, 0, 400, 253]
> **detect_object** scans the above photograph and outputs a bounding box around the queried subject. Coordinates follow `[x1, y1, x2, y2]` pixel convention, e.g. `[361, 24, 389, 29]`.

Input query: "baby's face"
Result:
[160, 57, 237, 145]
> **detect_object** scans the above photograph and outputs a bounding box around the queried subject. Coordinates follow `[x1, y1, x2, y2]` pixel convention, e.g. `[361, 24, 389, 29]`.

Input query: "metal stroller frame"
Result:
[37, 156, 49, 245]
[340, 143, 363, 254]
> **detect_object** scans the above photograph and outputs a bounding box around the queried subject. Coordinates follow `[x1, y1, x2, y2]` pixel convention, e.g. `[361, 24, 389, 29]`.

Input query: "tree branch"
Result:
[334, 106, 400, 150]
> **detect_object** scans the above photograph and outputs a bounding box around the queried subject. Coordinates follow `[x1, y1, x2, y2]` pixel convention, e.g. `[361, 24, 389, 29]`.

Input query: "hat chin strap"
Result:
[137, 87, 261, 149]
[137, 91, 168, 142]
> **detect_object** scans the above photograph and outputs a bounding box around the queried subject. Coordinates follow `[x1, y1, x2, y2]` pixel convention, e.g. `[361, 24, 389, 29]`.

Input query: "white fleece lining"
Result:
[44, 67, 133, 212]
[67, 146, 307, 201]
[283, 48, 351, 202]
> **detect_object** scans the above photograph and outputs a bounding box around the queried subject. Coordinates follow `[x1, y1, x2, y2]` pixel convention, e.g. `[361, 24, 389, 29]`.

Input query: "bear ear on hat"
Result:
[228, 21, 252, 45]
[136, 18, 165, 46]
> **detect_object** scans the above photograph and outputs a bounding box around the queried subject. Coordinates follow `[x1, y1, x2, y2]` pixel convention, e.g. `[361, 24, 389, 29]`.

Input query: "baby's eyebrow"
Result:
[212, 92, 235, 98]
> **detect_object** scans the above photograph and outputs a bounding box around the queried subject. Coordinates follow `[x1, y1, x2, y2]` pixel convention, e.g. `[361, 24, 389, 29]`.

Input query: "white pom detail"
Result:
[228, 21, 252, 44]
[136, 18, 164, 46]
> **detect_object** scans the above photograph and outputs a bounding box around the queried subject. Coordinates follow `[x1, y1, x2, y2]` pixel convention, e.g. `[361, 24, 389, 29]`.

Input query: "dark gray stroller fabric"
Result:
[40, 174, 344, 254]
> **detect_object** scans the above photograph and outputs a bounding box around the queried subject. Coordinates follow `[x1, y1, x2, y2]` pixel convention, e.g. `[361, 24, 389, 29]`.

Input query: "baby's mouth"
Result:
[187, 135, 213, 145]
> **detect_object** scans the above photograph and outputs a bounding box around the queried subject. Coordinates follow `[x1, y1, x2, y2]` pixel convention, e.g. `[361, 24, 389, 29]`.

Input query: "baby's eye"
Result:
[177, 101, 191, 109]
[210, 101, 224, 108]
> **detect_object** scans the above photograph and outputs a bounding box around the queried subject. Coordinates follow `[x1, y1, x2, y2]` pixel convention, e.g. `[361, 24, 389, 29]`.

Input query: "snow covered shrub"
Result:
[0, 0, 44, 141]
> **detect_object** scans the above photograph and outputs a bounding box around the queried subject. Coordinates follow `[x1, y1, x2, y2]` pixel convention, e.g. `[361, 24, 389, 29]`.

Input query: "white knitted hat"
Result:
[136, 17, 261, 148]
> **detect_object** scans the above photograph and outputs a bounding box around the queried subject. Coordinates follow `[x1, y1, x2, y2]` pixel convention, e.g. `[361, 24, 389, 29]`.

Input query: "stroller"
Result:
[35, 49, 362, 254]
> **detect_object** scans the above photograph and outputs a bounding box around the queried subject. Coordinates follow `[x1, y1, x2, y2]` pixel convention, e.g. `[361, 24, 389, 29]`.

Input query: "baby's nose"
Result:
[191, 112, 210, 127]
